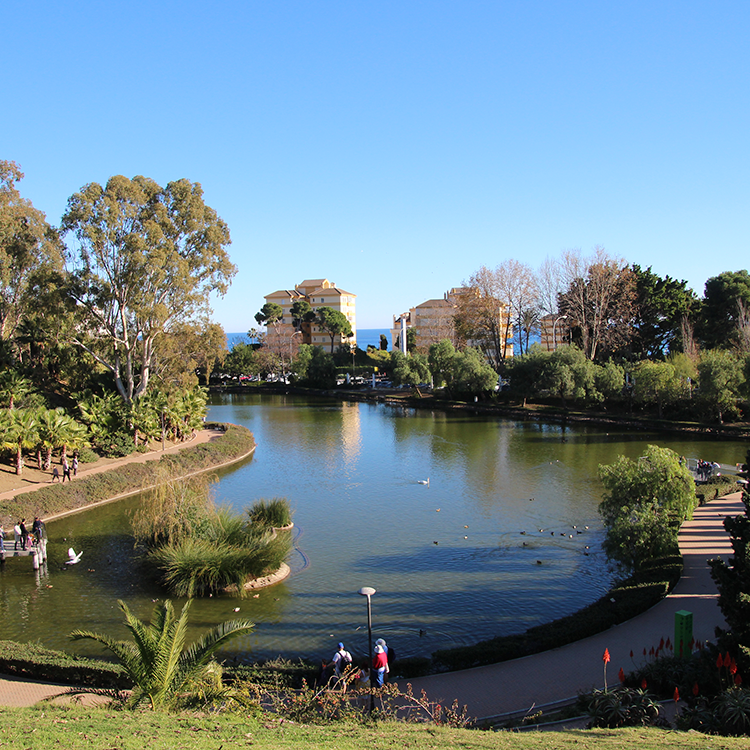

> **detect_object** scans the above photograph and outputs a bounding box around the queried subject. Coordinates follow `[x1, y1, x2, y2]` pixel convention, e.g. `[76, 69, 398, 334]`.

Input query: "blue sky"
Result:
[3, 1, 748, 330]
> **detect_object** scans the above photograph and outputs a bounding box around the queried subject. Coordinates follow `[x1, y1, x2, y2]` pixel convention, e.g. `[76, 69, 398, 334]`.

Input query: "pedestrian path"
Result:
[405, 492, 743, 722]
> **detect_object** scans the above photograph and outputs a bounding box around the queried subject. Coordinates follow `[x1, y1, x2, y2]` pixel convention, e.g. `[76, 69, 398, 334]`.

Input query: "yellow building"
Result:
[392, 288, 513, 360]
[263, 279, 357, 351]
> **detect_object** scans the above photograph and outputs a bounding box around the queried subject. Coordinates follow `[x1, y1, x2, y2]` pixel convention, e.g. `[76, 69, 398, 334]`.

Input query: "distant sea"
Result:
[226, 328, 390, 351]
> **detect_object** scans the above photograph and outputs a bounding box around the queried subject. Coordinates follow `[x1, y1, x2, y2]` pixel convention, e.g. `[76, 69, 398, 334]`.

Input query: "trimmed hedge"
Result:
[696, 476, 742, 505]
[1, 423, 255, 526]
[0, 640, 129, 689]
[429, 557, 683, 674]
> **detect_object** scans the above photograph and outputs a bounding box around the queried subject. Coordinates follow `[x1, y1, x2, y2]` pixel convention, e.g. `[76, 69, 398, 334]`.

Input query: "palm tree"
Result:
[0, 408, 39, 474]
[0, 370, 33, 410]
[70, 599, 254, 710]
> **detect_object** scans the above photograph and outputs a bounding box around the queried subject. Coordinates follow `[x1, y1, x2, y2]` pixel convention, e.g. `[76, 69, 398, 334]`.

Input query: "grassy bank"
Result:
[0, 423, 255, 526]
[0, 707, 744, 750]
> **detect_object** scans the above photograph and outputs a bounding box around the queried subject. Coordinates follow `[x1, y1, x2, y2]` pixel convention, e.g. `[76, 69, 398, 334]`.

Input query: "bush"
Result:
[0, 640, 129, 689]
[581, 687, 663, 728]
[678, 687, 750, 736]
[247, 497, 293, 529]
[76, 446, 99, 464]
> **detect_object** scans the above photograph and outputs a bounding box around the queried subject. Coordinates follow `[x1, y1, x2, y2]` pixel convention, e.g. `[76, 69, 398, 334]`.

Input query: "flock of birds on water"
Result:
[416, 477, 594, 564]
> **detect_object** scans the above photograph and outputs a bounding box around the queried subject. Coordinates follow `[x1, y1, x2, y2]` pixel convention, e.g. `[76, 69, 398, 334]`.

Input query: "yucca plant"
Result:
[70, 599, 254, 710]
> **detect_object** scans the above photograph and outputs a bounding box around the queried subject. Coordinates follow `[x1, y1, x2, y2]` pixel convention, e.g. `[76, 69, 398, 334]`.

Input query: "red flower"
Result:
[641, 678, 647, 689]
[693, 682, 699, 696]
[674, 687, 680, 702]
[736, 674, 743, 686]
[731, 659, 738, 675]
[643, 647, 647, 656]
[659, 637, 665, 650]
[665, 637, 671, 650]
[630, 650, 634, 658]
[603, 648, 611, 664]
[724, 652, 732, 668]
[717, 654, 724, 670]
[618, 667, 625, 683]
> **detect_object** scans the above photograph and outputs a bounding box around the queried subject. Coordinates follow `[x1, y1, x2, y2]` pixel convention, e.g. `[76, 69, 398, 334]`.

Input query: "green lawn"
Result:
[0, 706, 746, 750]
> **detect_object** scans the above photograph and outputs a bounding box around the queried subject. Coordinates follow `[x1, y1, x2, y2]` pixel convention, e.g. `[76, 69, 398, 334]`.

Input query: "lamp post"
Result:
[552, 314, 568, 351]
[358, 586, 376, 713]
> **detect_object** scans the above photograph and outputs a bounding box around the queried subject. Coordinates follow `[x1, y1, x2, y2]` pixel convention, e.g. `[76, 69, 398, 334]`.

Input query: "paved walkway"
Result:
[406, 492, 743, 722]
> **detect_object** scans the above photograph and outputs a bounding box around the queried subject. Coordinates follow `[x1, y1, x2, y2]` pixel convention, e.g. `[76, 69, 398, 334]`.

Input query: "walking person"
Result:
[376, 638, 396, 682]
[32, 517, 43, 546]
[331, 642, 353, 685]
[72, 455, 79, 477]
[19, 519, 29, 551]
[0, 525, 4, 554]
[62, 458, 71, 482]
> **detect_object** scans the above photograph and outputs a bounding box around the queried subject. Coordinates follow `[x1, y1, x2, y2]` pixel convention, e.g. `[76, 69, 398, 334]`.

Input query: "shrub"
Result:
[581, 687, 663, 728]
[0, 640, 129, 689]
[76, 446, 99, 464]
[247, 497, 292, 529]
[678, 687, 750, 736]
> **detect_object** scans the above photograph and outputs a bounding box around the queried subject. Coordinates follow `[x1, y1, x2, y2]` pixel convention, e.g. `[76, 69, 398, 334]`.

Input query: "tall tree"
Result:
[61, 175, 235, 403]
[315, 307, 352, 353]
[0, 161, 65, 351]
[631, 265, 698, 359]
[557, 247, 636, 361]
[699, 270, 750, 351]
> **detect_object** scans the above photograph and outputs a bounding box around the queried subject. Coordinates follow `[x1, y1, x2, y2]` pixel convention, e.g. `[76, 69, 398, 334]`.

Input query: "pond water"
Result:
[0, 393, 745, 666]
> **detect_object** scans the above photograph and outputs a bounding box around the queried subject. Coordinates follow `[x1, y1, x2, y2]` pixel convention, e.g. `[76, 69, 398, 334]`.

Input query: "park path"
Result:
[405, 492, 743, 722]
[0, 427, 227, 525]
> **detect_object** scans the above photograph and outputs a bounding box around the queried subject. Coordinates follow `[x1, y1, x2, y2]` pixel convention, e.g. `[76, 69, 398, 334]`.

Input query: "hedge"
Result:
[1, 423, 255, 526]
[0, 640, 129, 689]
[429, 557, 683, 674]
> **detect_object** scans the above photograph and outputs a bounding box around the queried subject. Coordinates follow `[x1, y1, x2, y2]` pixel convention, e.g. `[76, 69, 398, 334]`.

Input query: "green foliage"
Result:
[292, 344, 336, 388]
[315, 307, 353, 353]
[698, 349, 744, 423]
[70, 599, 254, 710]
[699, 270, 750, 351]
[678, 688, 750, 736]
[62, 174, 235, 402]
[255, 302, 283, 327]
[599, 445, 696, 573]
[451, 347, 498, 395]
[0, 639, 128, 688]
[2, 423, 255, 526]
[247, 497, 293, 529]
[390, 350, 430, 387]
[581, 687, 663, 728]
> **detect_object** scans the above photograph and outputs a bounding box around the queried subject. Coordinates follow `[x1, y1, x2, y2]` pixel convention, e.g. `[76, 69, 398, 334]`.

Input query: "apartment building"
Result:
[392, 288, 513, 359]
[263, 279, 357, 350]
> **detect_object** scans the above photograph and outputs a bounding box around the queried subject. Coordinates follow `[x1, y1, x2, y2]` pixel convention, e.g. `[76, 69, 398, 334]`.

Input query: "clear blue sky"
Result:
[3, 1, 748, 331]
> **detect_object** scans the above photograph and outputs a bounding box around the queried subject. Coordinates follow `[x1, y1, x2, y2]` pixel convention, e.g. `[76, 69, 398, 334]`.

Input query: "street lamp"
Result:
[552, 315, 568, 350]
[358, 586, 376, 712]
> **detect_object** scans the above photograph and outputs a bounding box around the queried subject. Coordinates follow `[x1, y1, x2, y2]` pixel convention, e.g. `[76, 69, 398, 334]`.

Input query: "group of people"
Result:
[0, 517, 45, 553]
[320, 638, 395, 690]
[695, 459, 721, 481]
[51, 455, 78, 483]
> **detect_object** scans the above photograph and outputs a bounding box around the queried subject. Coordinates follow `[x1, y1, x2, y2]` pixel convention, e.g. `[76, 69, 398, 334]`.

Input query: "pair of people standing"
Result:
[373, 638, 394, 687]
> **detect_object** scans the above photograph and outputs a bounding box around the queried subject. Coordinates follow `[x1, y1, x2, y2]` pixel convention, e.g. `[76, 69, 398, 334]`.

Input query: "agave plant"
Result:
[70, 599, 254, 710]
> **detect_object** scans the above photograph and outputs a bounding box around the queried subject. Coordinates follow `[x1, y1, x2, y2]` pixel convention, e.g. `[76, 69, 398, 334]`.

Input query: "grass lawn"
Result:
[0, 707, 746, 750]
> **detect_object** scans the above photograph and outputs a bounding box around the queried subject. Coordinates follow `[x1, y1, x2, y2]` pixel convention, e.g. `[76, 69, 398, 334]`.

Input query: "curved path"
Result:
[405, 492, 743, 722]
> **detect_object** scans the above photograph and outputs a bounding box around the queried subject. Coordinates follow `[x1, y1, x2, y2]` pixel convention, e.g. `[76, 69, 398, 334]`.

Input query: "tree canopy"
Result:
[62, 175, 235, 402]
[315, 307, 352, 353]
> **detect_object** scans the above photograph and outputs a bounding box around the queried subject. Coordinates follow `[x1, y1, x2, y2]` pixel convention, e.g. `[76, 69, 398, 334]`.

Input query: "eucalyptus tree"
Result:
[61, 175, 236, 403]
[0, 161, 65, 350]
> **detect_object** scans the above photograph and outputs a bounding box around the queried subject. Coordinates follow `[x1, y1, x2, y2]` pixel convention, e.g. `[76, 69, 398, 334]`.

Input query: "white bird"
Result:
[417, 478, 430, 486]
[66, 547, 83, 565]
